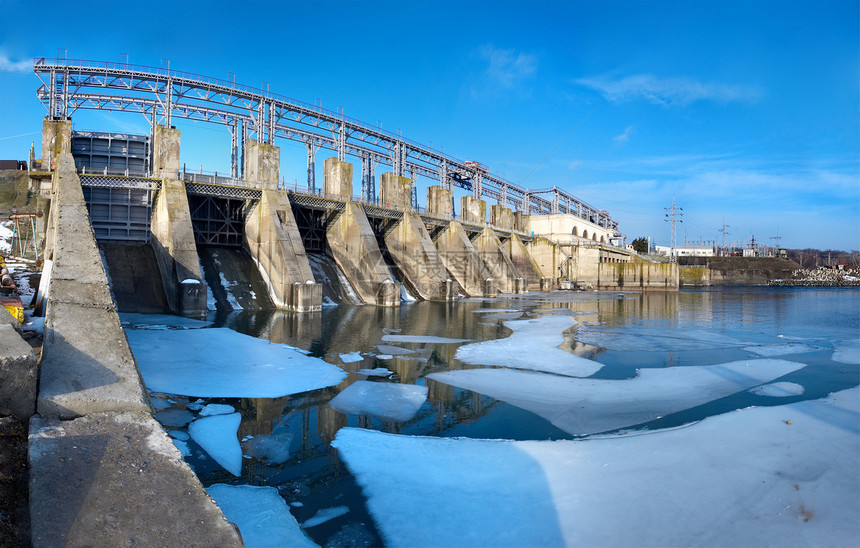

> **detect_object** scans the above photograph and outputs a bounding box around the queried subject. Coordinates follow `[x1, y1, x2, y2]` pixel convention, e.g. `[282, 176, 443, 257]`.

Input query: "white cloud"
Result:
[479, 45, 537, 87]
[0, 54, 32, 73]
[575, 74, 760, 106]
[613, 125, 635, 144]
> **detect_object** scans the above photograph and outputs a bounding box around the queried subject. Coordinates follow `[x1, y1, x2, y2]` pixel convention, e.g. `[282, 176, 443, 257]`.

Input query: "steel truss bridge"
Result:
[34, 57, 619, 233]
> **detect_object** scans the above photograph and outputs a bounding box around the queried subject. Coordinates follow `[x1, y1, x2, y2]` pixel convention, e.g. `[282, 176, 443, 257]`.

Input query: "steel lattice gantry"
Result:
[34, 57, 619, 233]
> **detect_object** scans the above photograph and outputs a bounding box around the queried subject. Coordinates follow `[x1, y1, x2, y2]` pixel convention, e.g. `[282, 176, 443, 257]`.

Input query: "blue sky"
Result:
[1, 0, 857, 250]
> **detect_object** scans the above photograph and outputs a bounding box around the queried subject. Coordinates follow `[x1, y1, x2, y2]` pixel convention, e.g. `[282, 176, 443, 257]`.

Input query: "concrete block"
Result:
[514, 211, 530, 233]
[515, 277, 526, 294]
[152, 125, 181, 179]
[427, 186, 453, 217]
[377, 279, 401, 307]
[245, 139, 280, 190]
[292, 281, 323, 312]
[323, 157, 353, 200]
[380, 173, 412, 209]
[461, 196, 486, 224]
[29, 412, 242, 547]
[0, 324, 37, 420]
[483, 278, 498, 297]
[540, 277, 552, 292]
[41, 118, 71, 170]
[490, 204, 514, 229]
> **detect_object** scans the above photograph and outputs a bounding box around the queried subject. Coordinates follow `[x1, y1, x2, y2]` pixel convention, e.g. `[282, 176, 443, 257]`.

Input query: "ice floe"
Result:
[353, 368, 394, 377]
[743, 342, 820, 357]
[198, 403, 236, 417]
[188, 412, 242, 476]
[207, 484, 318, 548]
[428, 359, 805, 435]
[243, 431, 294, 465]
[119, 312, 212, 330]
[329, 381, 428, 422]
[455, 315, 602, 377]
[171, 439, 191, 457]
[332, 387, 860, 547]
[381, 334, 471, 344]
[575, 325, 750, 352]
[376, 344, 415, 356]
[154, 409, 194, 427]
[127, 328, 346, 398]
[748, 381, 805, 397]
[302, 506, 349, 528]
[339, 352, 364, 363]
[832, 339, 860, 365]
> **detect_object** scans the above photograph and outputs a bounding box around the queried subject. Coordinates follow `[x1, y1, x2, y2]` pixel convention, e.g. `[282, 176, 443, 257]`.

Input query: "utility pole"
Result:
[664, 197, 683, 262]
[719, 217, 730, 257]
[770, 229, 781, 258]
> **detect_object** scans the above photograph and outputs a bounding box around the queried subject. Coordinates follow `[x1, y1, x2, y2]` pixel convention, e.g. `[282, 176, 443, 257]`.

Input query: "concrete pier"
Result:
[490, 204, 514, 229]
[506, 235, 543, 290]
[323, 157, 354, 200]
[40, 118, 71, 171]
[427, 186, 453, 218]
[245, 138, 280, 190]
[245, 190, 322, 311]
[434, 221, 494, 297]
[327, 202, 401, 306]
[380, 173, 412, 208]
[385, 212, 457, 301]
[460, 196, 486, 224]
[473, 227, 521, 293]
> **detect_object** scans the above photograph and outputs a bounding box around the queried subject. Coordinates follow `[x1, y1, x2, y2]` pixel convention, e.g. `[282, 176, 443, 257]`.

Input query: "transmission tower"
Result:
[664, 197, 684, 262]
[770, 229, 781, 257]
[718, 217, 730, 256]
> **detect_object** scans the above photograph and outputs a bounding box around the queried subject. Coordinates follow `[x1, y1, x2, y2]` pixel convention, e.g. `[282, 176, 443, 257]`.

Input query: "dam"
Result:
[7, 57, 681, 545]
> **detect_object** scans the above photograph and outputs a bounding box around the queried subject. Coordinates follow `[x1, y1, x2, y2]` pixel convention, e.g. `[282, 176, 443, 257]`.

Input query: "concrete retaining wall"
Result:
[595, 261, 679, 291]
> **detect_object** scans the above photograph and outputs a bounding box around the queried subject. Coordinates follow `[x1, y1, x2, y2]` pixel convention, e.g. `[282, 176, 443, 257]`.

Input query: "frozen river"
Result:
[123, 287, 860, 547]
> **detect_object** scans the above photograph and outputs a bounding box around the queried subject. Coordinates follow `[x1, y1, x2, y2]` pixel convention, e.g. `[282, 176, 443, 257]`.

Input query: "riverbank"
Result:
[768, 267, 860, 287]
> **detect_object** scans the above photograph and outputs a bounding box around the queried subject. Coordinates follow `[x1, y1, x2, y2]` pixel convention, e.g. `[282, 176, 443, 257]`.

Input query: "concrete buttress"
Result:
[326, 202, 400, 306]
[434, 221, 494, 297]
[384, 212, 457, 301]
[245, 189, 322, 311]
[149, 178, 207, 318]
[506, 235, 543, 290]
[473, 227, 522, 293]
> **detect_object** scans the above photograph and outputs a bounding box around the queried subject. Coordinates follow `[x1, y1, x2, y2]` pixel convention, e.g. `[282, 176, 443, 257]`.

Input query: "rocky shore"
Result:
[768, 267, 860, 287]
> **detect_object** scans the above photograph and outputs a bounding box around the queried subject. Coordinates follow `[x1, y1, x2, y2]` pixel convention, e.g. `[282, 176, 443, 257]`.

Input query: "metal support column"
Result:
[230, 119, 239, 179]
[337, 123, 346, 161]
[551, 187, 559, 214]
[473, 172, 482, 199]
[306, 141, 317, 193]
[439, 160, 449, 191]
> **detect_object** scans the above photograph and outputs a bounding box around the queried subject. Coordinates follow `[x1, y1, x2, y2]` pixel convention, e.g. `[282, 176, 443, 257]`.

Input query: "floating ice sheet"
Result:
[743, 342, 820, 357]
[127, 328, 346, 398]
[207, 484, 318, 548]
[381, 334, 472, 344]
[353, 368, 394, 377]
[748, 382, 805, 397]
[199, 403, 235, 417]
[428, 359, 805, 435]
[339, 352, 364, 363]
[832, 339, 860, 365]
[376, 345, 415, 356]
[119, 312, 212, 330]
[302, 506, 349, 528]
[188, 412, 242, 476]
[243, 431, 294, 465]
[329, 381, 428, 422]
[575, 325, 750, 352]
[333, 387, 860, 547]
[455, 315, 602, 377]
[154, 409, 194, 427]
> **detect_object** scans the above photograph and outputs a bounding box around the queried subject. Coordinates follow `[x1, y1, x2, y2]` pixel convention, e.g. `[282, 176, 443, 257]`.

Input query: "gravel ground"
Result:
[0, 416, 29, 546]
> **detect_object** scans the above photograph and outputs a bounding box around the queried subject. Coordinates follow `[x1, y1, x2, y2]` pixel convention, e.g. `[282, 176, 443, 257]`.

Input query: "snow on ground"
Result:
[339, 352, 364, 363]
[302, 506, 349, 528]
[575, 325, 750, 352]
[832, 339, 860, 365]
[332, 387, 860, 547]
[188, 412, 242, 476]
[207, 484, 318, 548]
[428, 359, 805, 435]
[748, 381, 805, 397]
[381, 334, 471, 344]
[743, 342, 821, 357]
[119, 312, 212, 330]
[455, 315, 602, 377]
[127, 328, 346, 398]
[329, 381, 428, 422]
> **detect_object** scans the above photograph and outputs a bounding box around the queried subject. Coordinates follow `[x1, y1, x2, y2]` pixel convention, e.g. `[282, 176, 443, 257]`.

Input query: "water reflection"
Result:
[145, 287, 859, 545]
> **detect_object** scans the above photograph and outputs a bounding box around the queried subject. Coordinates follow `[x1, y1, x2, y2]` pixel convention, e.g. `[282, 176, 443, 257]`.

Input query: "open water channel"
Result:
[122, 286, 859, 546]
